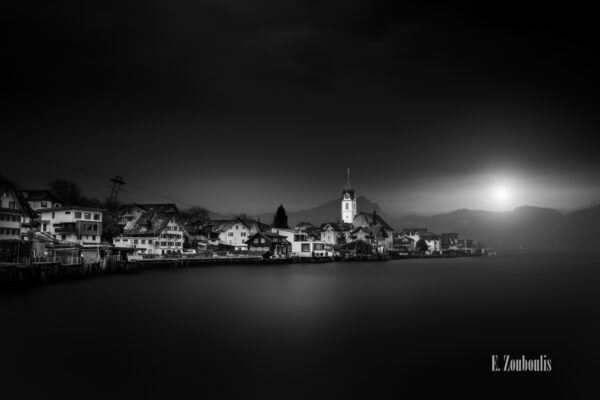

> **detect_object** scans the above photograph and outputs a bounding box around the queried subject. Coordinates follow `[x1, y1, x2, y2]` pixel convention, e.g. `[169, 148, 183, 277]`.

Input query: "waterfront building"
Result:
[421, 234, 442, 254]
[400, 228, 429, 245]
[352, 211, 395, 250]
[271, 227, 331, 258]
[441, 233, 460, 251]
[0, 176, 32, 240]
[39, 206, 103, 246]
[212, 218, 271, 250]
[245, 231, 291, 257]
[320, 222, 353, 245]
[393, 234, 415, 252]
[113, 203, 186, 254]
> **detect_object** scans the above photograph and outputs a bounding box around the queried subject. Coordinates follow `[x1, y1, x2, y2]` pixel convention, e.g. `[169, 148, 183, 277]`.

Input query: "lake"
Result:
[1, 255, 599, 399]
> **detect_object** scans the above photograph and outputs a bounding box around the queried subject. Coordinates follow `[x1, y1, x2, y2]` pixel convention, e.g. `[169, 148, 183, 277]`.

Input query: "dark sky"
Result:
[3, 1, 599, 215]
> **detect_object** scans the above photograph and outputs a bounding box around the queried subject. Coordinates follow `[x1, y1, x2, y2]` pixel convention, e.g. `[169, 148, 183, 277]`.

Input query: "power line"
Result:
[16, 150, 198, 208]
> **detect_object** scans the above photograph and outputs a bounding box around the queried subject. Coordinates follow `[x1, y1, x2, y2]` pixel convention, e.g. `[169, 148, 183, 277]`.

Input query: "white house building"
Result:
[271, 227, 332, 258]
[0, 176, 32, 240]
[39, 206, 103, 245]
[113, 204, 186, 254]
[211, 218, 271, 250]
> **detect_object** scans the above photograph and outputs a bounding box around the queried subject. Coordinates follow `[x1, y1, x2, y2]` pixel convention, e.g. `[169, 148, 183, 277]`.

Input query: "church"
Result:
[320, 169, 395, 250]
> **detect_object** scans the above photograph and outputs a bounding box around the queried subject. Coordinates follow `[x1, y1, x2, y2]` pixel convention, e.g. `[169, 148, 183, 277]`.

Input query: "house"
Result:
[38, 206, 103, 246]
[350, 226, 374, 242]
[113, 203, 186, 254]
[19, 190, 62, 211]
[320, 222, 353, 246]
[393, 234, 415, 252]
[421, 233, 442, 254]
[210, 218, 271, 250]
[0, 176, 33, 240]
[352, 211, 395, 250]
[246, 231, 291, 257]
[441, 233, 459, 251]
[400, 228, 429, 245]
[271, 228, 332, 258]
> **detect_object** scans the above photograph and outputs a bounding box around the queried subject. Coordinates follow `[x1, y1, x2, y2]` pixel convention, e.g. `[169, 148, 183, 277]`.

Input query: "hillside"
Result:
[392, 205, 600, 254]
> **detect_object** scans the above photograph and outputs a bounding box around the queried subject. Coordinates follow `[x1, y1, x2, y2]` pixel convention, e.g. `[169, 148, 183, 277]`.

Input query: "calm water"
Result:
[2, 255, 599, 399]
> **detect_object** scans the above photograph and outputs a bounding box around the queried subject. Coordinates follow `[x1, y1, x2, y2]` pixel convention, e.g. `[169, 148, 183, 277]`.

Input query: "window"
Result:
[65, 211, 71, 215]
[8, 201, 15, 209]
[241, 232, 246, 237]
[61, 235, 66, 240]
[228, 232, 234, 236]
[0, 214, 3, 220]
[161, 241, 167, 246]
[84, 213, 91, 219]
[260, 238, 265, 243]
[301, 243, 310, 252]
[134, 240, 138, 244]
[41, 201, 48, 208]
[115, 239, 121, 242]
[169, 242, 174, 247]
[94, 214, 100, 220]
[345, 203, 349, 210]
[254, 239, 259, 243]
[52, 212, 55, 218]
[75, 212, 81, 218]
[314, 243, 325, 250]
[141, 240, 146, 244]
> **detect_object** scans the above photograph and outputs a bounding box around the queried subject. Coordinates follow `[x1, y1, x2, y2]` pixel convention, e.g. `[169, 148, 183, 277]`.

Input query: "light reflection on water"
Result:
[1, 256, 599, 399]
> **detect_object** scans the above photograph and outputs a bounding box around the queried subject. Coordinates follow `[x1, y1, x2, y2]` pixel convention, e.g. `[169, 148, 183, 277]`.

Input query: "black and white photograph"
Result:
[2, 1, 599, 399]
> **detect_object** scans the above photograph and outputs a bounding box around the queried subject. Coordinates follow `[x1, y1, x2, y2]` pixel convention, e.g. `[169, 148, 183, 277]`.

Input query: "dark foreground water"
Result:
[2, 255, 599, 399]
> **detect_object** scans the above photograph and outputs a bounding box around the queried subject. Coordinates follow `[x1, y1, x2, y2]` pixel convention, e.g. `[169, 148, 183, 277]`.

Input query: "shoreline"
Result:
[0, 253, 486, 293]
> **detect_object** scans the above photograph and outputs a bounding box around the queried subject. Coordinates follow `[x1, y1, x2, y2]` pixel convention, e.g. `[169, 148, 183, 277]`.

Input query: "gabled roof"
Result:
[245, 231, 290, 244]
[354, 211, 394, 231]
[0, 175, 36, 218]
[122, 206, 184, 237]
[320, 222, 354, 231]
[20, 190, 62, 203]
[212, 218, 271, 233]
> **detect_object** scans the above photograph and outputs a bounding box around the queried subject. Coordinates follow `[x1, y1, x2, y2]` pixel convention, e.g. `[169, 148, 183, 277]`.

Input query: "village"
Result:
[0, 171, 487, 288]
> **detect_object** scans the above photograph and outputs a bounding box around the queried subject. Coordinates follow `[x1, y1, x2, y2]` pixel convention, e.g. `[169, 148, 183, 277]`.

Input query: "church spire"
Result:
[343, 167, 354, 193]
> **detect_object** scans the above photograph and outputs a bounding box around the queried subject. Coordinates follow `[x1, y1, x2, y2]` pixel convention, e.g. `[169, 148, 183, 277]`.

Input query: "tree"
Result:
[272, 205, 289, 229]
[416, 239, 429, 253]
[48, 179, 82, 205]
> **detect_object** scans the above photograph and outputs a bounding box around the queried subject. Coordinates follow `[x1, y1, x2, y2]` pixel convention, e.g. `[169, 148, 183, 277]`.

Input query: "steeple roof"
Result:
[342, 167, 354, 193]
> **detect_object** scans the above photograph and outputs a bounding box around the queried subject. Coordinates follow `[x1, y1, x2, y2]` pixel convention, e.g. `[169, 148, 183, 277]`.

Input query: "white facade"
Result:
[39, 207, 103, 245]
[28, 199, 62, 211]
[113, 219, 185, 254]
[217, 221, 253, 247]
[321, 226, 337, 245]
[423, 238, 442, 254]
[272, 228, 331, 258]
[341, 192, 357, 224]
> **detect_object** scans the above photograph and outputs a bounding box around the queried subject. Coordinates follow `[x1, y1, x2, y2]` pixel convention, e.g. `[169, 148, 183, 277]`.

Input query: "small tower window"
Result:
[345, 203, 349, 210]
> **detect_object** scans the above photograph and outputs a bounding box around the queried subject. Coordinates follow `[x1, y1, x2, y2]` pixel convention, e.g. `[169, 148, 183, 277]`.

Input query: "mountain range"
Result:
[206, 197, 600, 254]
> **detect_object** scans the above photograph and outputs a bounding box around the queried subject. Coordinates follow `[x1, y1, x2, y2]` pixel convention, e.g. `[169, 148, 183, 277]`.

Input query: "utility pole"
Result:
[109, 175, 126, 208]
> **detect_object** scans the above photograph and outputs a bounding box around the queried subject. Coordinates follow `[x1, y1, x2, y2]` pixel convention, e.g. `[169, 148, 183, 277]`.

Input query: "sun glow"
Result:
[494, 185, 510, 202]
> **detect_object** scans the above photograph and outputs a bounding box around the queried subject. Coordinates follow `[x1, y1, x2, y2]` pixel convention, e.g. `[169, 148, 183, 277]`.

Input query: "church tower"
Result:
[341, 168, 357, 223]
